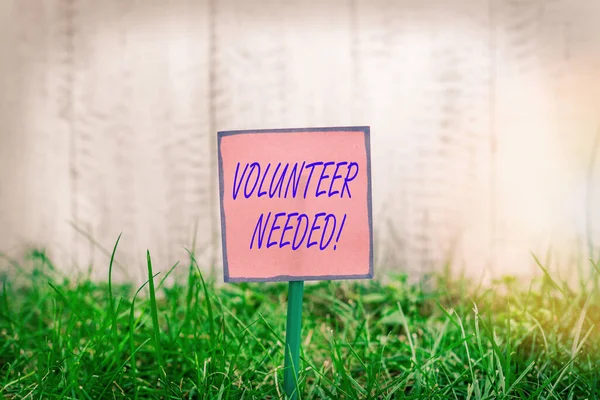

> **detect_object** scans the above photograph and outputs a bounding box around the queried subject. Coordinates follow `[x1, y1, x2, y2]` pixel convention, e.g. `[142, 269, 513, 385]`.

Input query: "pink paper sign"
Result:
[217, 126, 373, 282]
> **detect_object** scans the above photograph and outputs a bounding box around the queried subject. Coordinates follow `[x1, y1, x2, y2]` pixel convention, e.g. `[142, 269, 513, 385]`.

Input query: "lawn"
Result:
[1, 247, 599, 399]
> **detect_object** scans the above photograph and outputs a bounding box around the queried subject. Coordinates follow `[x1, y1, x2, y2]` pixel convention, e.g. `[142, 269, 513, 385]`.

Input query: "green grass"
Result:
[0, 248, 599, 399]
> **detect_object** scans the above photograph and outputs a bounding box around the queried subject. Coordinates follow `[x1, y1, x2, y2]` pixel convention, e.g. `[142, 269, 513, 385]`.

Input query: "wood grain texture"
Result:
[0, 1, 74, 274]
[1, 0, 599, 285]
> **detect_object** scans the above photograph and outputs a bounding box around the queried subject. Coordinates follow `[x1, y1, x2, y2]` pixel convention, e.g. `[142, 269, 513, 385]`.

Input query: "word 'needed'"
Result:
[250, 211, 347, 251]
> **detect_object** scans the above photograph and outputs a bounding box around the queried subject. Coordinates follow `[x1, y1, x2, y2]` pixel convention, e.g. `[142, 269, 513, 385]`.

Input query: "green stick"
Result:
[283, 280, 304, 399]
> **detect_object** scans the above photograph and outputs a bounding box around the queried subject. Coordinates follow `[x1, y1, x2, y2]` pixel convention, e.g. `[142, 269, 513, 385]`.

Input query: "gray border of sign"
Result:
[217, 125, 373, 283]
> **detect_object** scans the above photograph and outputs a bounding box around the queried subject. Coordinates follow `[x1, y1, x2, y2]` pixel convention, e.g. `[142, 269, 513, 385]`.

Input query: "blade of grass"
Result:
[455, 309, 480, 399]
[532, 252, 566, 298]
[97, 338, 152, 399]
[145, 250, 165, 385]
[531, 354, 580, 398]
[157, 261, 180, 290]
[187, 249, 217, 382]
[504, 360, 536, 397]
[107, 233, 122, 341]
[591, 258, 600, 276]
[129, 272, 159, 400]
[47, 281, 93, 338]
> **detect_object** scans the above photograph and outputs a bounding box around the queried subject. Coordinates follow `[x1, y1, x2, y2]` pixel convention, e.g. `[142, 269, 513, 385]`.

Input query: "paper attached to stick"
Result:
[217, 126, 373, 283]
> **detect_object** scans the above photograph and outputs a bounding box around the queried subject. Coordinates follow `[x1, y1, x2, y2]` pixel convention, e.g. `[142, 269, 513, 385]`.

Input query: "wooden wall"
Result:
[1, 0, 599, 285]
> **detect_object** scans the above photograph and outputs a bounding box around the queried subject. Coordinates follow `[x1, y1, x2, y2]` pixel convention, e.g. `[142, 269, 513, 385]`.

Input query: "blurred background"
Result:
[1, 0, 599, 285]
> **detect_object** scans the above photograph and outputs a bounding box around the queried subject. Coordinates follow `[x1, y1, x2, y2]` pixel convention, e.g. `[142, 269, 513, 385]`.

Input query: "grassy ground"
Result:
[1, 248, 599, 399]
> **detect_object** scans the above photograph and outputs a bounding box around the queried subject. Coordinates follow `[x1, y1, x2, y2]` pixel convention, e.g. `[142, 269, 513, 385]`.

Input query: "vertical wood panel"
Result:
[352, 0, 493, 277]
[0, 1, 73, 274]
[60, 0, 212, 283]
[492, 0, 600, 276]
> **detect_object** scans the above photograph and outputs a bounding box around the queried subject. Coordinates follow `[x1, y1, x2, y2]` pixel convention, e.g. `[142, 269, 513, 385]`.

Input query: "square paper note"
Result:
[217, 126, 373, 283]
